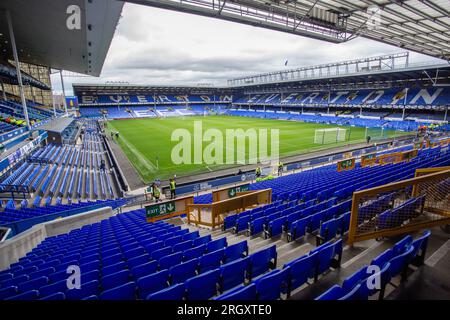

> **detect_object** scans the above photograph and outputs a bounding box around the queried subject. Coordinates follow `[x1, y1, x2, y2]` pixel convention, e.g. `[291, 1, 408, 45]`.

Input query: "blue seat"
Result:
[18, 276, 48, 293]
[410, 230, 431, 265]
[38, 279, 67, 297]
[254, 268, 289, 300]
[39, 292, 66, 300]
[214, 283, 257, 300]
[146, 283, 186, 300]
[137, 270, 169, 299]
[249, 217, 266, 236]
[193, 235, 211, 246]
[173, 240, 193, 252]
[100, 282, 136, 300]
[0, 285, 18, 299]
[338, 284, 362, 300]
[151, 247, 172, 260]
[288, 216, 310, 242]
[182, 231, 199, 241]
[159, 252, 183, 270]
[206, 237, 227, 252]
[102, 262, 126, 277]
[219, 257, 249, 292]
[170, 259, 198, 284]
[199, 249, 224, 273]
[5, 290, 39, 300]
[224, 241, 248, 263]
[127, 254, 151, 270]
[249, 245, 277, 280]
[186, 269, 220, 300]
[164, 235, 182, 247]
[131, 261, 158, 280]
[388, 246, 414, 280]
[392, 235, 413, 255]
[223, 215, 238, 230]
[66, 280, 99, 300]
[283, 252, 318, 297]
[183, 244, 206, 261]
[266, 216, 285, 238]
[102, 270, 130, 290]
[315, 285, 344, 300]
[234, 215, 251, 233]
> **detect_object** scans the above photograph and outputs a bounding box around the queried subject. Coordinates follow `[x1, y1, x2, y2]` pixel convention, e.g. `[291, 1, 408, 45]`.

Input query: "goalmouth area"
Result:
[105, 115, 405, 183]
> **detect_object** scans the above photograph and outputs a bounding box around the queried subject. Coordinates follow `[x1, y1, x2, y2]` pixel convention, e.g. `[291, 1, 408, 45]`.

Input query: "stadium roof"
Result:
[228, 53, 450, 88]
[0, 0, 123, 76]
[72, 83, 233, 95]
[128, 0, 450, 60]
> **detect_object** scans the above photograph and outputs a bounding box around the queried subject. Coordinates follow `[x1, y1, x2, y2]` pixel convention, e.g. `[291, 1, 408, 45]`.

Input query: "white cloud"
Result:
[52, 2, 442, 95]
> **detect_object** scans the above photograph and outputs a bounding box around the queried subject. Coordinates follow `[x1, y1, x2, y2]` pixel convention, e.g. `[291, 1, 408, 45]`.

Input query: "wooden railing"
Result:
[187, 189, 272, 229]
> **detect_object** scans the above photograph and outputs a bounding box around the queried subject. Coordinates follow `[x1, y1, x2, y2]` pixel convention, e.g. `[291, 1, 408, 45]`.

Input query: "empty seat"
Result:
[199, 249, 224, 273]
[102, 270, 130, 290]
[158, 252, 183, 270]
[186, 269, 220, 300]
[206, 237, 227, 252]
[224, 241, 248, 263]
[137, 270, 169, 299]
[253, 268, 289, 300]
[215, 283, 257, 300]
[131, 261, 158, 280]
[219, 257, 249, 292]
[146, 283, 186, 300]
[249, 245, 277, 280]
[100, 282, 136, 300]
[170, 259, 198, 284]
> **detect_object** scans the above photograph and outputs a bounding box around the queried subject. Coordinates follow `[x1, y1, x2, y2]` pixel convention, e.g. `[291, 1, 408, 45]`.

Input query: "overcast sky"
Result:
[51, 2, 442, 95]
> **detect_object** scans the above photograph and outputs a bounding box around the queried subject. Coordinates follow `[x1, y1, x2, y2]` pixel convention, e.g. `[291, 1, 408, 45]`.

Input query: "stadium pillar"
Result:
[0, 81, 6, 101]
[5, 10, 31, 131]
[444, 106, 448, 122]
[59, 70, 68, 116]
[51, 91, 57, 118]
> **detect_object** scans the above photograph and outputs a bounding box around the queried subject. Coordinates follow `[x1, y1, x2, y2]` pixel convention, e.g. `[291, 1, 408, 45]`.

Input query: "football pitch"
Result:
[106, 115, 400, 182]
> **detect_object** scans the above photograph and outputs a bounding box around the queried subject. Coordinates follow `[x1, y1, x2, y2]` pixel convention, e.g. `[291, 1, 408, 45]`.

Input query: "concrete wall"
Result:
[0, 206, 114, 271]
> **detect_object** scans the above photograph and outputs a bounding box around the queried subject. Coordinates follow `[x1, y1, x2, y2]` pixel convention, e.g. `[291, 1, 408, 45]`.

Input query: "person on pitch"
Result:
[255, 166, 261, 178]
[277, 161, 283, 176]
[169, 177, 177, 199]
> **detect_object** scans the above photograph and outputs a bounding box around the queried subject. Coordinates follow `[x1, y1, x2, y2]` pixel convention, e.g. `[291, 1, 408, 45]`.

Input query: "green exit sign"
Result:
[228, 184, 250, 198]
[146, 201, 176, 218]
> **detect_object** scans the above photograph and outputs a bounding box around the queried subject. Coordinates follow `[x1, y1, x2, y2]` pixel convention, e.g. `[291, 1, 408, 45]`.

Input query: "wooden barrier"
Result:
[187, 189, 272, 229]
[212, 183, 251, 202]
[348, 167, 450, 246]
[145, 195, 194, 223]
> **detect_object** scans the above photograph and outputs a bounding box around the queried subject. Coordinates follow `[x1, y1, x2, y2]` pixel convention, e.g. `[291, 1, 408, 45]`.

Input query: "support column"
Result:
[402, 88, 408, 121]
[6, 10, 31, 130]
[59, 70, 68, 116]
[1, 81, 6, 101]
[51, 90, 57, 117]
[444, 106, 448, 122]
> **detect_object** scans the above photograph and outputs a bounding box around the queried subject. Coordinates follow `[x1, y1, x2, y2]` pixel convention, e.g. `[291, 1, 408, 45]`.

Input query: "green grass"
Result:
[106, 115, 401, 183]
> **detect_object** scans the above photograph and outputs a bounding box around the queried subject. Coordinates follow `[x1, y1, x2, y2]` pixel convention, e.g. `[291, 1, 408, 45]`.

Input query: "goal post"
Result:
[314, 128, 348, 144]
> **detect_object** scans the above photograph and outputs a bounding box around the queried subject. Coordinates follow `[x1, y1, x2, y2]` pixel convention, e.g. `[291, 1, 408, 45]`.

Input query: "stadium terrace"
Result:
[0, 0, 449, 306]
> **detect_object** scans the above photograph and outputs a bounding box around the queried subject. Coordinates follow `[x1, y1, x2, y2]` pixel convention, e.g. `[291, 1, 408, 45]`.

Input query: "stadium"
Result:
[0, 0, 449, 305]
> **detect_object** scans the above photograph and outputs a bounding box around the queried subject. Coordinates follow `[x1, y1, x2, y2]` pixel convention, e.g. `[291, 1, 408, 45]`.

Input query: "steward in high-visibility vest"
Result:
[255, 166, 261, 178]
[169, 178, 176, 199]
[152, 183, 161, 202]
[278, 162, 283, 176]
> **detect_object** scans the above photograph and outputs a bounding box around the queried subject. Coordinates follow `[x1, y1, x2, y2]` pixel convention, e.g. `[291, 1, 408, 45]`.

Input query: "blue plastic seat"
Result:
[199, 249, 224, 273]
[183, 244, 206, 261]
[100, 282, 136, 300]
[5, 290, 39, 300]
[131, 261, 158, 280]
[173, 240, 193, 252]
[338, 284, 362, 300]
[214, 283, 257, 300]
[186, 269, 220, 300]
[219, 257, 249, 292]
[102, 270, 130, 290]
[193, 235, 211, 247]
[18, 276, 48, 293]
[151, 247, 172, 261]
[224, 241, 248, 263]
[159, 252, 183, 270]
[66, 280, 99, 300]
[0, 285, 18, 299]
[206, 237, 227, 252]
[253, 268, 289, 300]
[102, 262, 126, 277]
[169, 259, 198, 284]
[38, 279, 67, 297]
[283, 251, 318, 296]
[146, 283, 186, 300]
[137, 270, 169, 299]
[127, 254, 151, 270]
[249, 245, 277, 280]
[315, 285, 344, 300]
[39, 292, 66, 300]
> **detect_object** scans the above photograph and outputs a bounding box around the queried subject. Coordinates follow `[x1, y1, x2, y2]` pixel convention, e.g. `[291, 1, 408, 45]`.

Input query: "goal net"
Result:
[314, 128, 348, 144]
